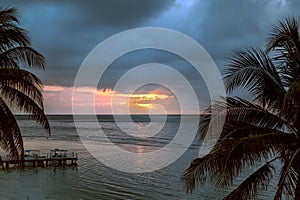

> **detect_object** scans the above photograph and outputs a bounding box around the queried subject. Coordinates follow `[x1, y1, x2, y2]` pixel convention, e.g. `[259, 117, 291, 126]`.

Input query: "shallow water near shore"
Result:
[0, 115, 276, 199]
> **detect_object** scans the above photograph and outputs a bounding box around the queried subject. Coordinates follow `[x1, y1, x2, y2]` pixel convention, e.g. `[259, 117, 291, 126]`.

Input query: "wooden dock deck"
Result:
[0, 149, 78, 170]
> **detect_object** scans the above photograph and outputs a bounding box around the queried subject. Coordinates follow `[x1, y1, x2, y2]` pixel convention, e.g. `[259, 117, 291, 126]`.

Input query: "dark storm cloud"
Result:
[185, 0, 292, 66]
[1, 0, 174, 86]
[4, 0, 174, 27]
[2, 0, 300, 90]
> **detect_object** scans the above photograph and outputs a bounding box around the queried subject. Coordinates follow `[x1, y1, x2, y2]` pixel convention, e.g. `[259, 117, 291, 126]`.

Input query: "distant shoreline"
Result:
[14, 114, 206, 122]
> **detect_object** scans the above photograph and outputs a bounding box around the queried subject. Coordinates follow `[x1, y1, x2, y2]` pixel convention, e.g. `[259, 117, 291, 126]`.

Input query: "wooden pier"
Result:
[0, 149, 78, 170]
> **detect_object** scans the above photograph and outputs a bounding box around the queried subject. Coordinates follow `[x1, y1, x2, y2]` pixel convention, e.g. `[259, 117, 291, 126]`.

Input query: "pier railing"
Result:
[0, 149, 78, 170]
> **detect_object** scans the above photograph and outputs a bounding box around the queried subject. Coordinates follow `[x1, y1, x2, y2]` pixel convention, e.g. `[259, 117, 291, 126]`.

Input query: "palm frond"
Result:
[281, 79, 300, 129]
[0, 7, 19, 24]
[0, 47, 45, 69]
[0, 53, 18, 68]
[211, 133, 293, 189]
[200, 97, 295, 142]
[0, 85, 50, 135]
[0, 7, 48, 164]
[224, 48, 285, 108]
[0, 97, 24, 159]
[266, 17, 300, 53]
[182, 155, 212, 193]
[0, 68, 44, 107]
[224, 162, 275, 200]
[183, 132, 295, 193]
[0, 7, 29, 50]
[274, 148, 300, 200]
[0, 26, 29, 50]
[266, 17, 300, 87]
[0, 68, 43, 87]
[185, 16, 300, 199]
[0, 98, 21, 159]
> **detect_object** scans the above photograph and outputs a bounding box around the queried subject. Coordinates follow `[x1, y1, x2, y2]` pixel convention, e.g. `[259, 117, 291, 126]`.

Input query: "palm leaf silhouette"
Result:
[183, 17, 300, 199]
[0, 7, 49, 165]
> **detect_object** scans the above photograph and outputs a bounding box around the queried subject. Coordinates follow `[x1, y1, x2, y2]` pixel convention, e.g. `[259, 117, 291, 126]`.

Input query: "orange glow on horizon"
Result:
[136, 103, 153, 108]
[44, 85, 65, 92]
[43, 85, 180, 114]
[128, 92, 172, 113]
[115, 93, 170, 99]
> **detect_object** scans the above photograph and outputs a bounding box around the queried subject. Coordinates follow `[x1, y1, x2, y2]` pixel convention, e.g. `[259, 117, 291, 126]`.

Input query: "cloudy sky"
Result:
[1, 0, 299, 114]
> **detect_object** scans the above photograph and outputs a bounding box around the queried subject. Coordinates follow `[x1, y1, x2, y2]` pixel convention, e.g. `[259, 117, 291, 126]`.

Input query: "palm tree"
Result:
[0, 7, 50, 165]
[183, 17, 300, 200]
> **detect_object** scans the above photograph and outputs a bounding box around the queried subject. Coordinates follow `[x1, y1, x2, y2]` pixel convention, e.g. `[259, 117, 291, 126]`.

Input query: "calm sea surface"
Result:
[0, 115, 276, 199]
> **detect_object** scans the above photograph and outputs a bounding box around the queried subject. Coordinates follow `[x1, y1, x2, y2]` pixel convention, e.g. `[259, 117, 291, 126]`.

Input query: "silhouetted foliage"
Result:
[0, 7, 49, 164]
[183, 17, 300, 199]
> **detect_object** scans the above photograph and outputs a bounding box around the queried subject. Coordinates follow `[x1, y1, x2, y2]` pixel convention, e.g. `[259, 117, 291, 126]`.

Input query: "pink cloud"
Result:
[43, 85, 186, 114]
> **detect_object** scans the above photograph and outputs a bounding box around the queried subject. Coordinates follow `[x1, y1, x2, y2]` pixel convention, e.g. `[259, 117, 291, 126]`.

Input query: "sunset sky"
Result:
[2, 0, 300, 114]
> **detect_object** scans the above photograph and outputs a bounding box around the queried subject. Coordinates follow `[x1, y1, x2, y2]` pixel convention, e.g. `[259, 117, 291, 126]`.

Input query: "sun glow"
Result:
[115, 93, 169, 99]
[136, 103, 153, 109]
[128, 92, 172, 112]
[44, 85, 178, 114]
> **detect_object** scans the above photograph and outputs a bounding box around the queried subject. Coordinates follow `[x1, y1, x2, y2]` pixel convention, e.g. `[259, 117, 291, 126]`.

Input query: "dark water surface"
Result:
[0, 115, 275, 199]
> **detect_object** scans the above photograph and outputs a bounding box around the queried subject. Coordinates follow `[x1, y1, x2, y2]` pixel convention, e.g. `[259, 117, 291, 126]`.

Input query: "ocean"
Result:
[0, 115, 275, 199]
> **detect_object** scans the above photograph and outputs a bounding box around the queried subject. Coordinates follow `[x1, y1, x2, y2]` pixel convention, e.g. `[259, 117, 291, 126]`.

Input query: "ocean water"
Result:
[0, 115, 275, 200]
